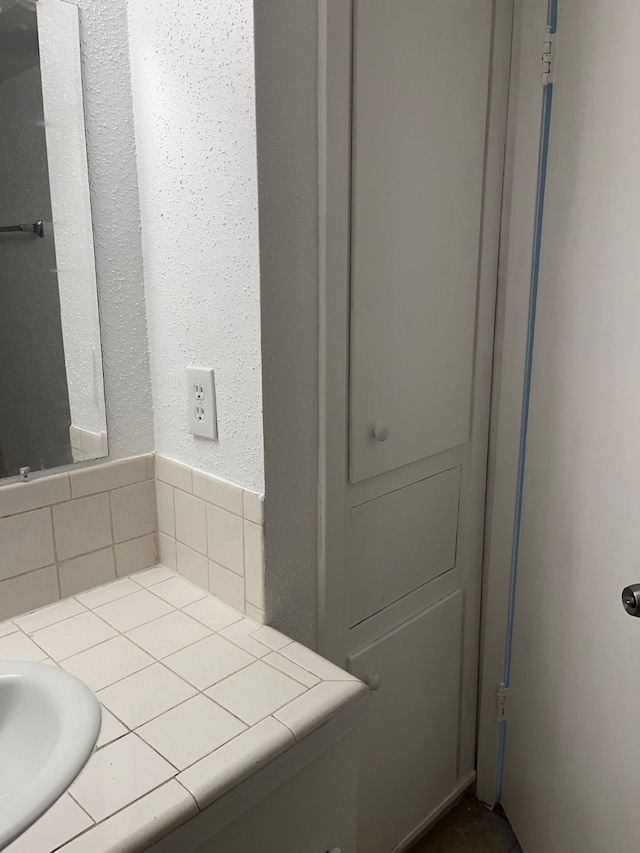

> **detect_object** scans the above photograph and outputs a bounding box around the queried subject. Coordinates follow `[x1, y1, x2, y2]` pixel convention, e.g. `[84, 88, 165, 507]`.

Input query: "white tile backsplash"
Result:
[0, 453, 264, 622]
[0, 456, 156, 621]
[53, 493, 112, 560]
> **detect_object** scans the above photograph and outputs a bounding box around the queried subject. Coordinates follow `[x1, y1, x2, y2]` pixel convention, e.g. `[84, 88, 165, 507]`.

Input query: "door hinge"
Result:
[541, 27, 555, 86]
[497, 684, 510, 722]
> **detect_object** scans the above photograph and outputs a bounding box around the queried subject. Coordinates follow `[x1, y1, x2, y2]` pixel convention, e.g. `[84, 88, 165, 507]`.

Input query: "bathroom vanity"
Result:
[1, 567, 367, 853]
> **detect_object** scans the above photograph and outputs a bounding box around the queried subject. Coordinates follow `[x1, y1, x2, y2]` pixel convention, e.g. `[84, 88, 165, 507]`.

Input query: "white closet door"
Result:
[349, 0, 493, 482]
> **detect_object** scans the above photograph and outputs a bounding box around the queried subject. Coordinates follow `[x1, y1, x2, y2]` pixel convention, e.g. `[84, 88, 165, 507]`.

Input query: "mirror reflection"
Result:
[0, 0, 107, 478]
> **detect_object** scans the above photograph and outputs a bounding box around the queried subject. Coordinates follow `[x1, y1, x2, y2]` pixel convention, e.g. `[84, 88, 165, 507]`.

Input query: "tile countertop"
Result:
[1, 566, 368, 853]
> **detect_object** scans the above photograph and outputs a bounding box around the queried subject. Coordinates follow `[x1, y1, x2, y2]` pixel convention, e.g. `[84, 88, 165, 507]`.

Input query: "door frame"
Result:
[476, 0, 551, 805]
[317, 0, 515, 787]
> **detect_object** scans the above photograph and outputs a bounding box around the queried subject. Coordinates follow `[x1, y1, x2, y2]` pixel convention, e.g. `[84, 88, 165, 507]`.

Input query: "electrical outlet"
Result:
[186, 367, 217, 440]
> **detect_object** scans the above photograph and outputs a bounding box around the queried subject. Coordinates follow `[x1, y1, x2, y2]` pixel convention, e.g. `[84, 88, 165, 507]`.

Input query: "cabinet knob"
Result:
[372, 426, 389, 442]
[365, 674, 382, 691]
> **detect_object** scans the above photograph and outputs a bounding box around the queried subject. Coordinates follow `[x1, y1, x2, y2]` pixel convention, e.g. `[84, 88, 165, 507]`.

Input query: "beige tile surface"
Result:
[115, 533, 157, 576]
[174, 489, 207, 555]
[0, 508, 54, 579]
[59, 548, 117, 598]
[208, 560, 245, 612]
[53, 494, 112, 561]
[0, 566, 60, 622]
[0, 473, 70, 519]
[193, 470, 243, 515]
[206, 660, 306, 726]
[6, 793, 92, 853]
[155, 480, 175, 536]
[70, 457, 148, 499]
[163, 634, 254, 690]
[32, 611, 117, 660]
[155, 455, 192, 492]
[70, 733, 174, 822]
[110, 480, 156, 544]
[206, 503, 244, 574]
[126, 610, 211, 659]
[62, 635, 154, 691]
[98, 663, 196, 729]
[0, 567, 366, 852]
[137, 694, 246, 770]
[95, 588, 172, 632]
[176, 542, 208, 589]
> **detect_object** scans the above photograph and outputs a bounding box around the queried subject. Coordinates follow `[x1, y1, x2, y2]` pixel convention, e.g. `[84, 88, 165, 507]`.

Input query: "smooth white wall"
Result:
[127, 0, 264, 493]
[254, 0, 319, 645]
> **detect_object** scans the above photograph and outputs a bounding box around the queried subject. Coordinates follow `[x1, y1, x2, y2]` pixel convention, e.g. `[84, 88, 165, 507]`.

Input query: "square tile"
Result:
[245, 603, 265, 623]
[0, 621, 18, 639]
[96, 707, 128, 749]
[164, 634, 254, 690]
[137, 694, 246, 770]
[158, 532, 177, 570]
[155, 455, 192, 492]
[53, 494, 112, 561]
[115, 533, 157, 576]
[76, 577, 140, 609]
[174, 490, 207, 555]
[206, 504, 244, 574]
[219, 618, 271, 657]
[183, 596, 241, 632]
[208, 561, 245, 612]
[59, 548, 116, 598]
[155, 480, 175, 537]
[70, 457, 147, 499]
[281, 641, 358, 681]
[176, 542, 208, 589]
[110, 480, 156, 544]
[59, 781, 197, 853]
[273, 681, 367, 741]
[0, 508, 54, 580]
[206, 660, 306, 725]
[95, 589, 172, 632]
[126, 610, 211, 659]
[146, 455, 155, 479]
[98, 663, 196, 729]
[250, 625, 291, 651]
[151, 575, 207, 608]
[134, 565, 176, 587]
[243, 520, 264, 608]
[32, 611, 117, 660]
[0, 630, 48, 662]
[0, 473, 70, 519]
[242, 490, 264, 524]
[6, 793, 92, 853]
[264, 652, 320, 688]
[62, 636, 154, 691]
[70, 733, 174, 823]
[193, 470, 243, 516]
[0, 566, 60, 622]
[177, 717, 294, 810]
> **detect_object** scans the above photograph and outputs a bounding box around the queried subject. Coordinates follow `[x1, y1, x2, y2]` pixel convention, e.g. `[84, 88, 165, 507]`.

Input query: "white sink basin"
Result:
[0, 661, 101, 850]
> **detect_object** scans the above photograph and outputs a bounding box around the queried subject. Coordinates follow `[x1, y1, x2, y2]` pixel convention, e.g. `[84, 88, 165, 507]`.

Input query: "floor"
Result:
[409, 797, 522, 853]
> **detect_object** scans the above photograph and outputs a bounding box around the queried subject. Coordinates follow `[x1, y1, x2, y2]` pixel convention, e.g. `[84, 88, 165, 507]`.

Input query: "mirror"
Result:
[0, 0, 107, 478]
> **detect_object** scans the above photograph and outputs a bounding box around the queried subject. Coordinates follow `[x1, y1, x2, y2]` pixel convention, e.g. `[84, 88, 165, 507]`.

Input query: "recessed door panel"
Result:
[349, 466, 460, 626]
[349, 0, 493, 482]
[349, 592, 463, 853]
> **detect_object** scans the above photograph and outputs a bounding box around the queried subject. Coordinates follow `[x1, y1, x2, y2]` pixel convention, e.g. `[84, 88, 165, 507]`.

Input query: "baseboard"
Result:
[391, 771, 476, 852]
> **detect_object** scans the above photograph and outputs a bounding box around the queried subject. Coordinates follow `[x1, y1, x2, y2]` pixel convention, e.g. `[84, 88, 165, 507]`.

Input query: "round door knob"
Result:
[622, 584, 640, 617]
[372, 426, 389, 442]
[365, 674, 382, 691]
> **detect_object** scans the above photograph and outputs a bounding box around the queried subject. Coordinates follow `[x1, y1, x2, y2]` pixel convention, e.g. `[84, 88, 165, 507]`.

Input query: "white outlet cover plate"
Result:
[186, 366, 217, 440]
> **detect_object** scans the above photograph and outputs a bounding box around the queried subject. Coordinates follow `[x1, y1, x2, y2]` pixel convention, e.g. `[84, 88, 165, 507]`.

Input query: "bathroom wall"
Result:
[127, 0, 264, 494]
[253, 0, 320, 647]
[70, 0, 154, 460]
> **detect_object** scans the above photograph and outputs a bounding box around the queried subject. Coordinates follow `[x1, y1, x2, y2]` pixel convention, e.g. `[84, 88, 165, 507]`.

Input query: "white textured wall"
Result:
[127, 0, 264, 493]
[68, 0, 154, 459]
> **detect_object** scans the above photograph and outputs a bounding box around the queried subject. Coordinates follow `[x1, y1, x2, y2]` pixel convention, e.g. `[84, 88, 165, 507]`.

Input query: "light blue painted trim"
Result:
[496, 0, 559, 803]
